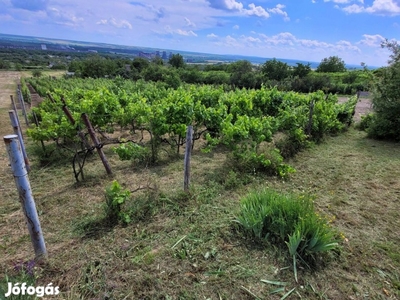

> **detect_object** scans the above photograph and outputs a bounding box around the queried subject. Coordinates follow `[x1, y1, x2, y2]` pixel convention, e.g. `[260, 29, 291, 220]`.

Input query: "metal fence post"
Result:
[9, 110, 30, 172]
[3, 134, 47, 260]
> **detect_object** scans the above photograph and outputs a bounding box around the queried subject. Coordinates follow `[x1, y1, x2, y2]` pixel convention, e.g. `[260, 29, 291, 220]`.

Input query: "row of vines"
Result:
[25, 76, 357, 177]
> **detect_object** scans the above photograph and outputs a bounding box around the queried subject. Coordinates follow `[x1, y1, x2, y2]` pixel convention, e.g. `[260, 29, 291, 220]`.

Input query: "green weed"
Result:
[235, 189, 339, 271]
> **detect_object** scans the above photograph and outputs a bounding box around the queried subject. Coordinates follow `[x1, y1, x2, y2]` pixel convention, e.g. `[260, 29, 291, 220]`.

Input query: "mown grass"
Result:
[0, 72, 399, 299]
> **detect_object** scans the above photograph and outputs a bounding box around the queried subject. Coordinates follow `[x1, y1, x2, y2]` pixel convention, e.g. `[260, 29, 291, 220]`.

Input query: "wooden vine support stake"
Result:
[58, 95, 91, 150]
[17, 84, 29, 126]
[307, 100, 315, 137]
[10, 95, 21, 127]
[81, 113, 112, 175]
[183, 125, 193, 192]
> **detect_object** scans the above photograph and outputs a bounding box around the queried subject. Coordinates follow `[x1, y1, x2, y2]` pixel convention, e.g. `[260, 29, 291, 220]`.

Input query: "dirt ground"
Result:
[338, 95, 373, 122]
[0, 71, 22, 189]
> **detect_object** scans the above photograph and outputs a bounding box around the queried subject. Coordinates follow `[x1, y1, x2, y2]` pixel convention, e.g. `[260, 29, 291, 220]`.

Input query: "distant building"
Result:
[88, 50, 98, 53]
[162, 51, 167, 60]
[138, 51, 152, 59]
[41, 44, 47, 50]
[155, 51, 160, 58]
[169, 52, 173, 60]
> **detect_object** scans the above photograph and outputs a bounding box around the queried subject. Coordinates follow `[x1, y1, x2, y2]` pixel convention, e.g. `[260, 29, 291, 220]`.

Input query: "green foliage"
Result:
[357, 113, 375, 131]
[0, 58, 10, 69]
[152, 56, 164, 66]
[367, 60, 400, 140]
[20, 77, 31, 103]
[292, 62, 311, 78]
[316, 56, 346, 73]
[31, 69, 42, 77]
[104, 180, 131, 225]
[26, 77, 355, 179]
[336, 95, 358, 126]
[112, 142, 150, 164]
[228, 60, 260, 89]
[261, 58, 291, 81]
[168, 54, 185, 68]
[131, 57, 150, 73]
[235, 189, 339, 266]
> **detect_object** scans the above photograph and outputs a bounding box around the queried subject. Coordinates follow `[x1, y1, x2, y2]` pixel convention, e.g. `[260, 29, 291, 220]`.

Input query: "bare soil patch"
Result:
[338, 95, 373, 122]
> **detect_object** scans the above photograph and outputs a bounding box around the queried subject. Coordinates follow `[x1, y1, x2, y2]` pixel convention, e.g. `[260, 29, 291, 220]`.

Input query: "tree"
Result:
[316, 56, 346, 73]
[381, 39, 400, 65]
[228, 60, 259, 88]
[261, 58, 291, 81]
[366, 41, 400, 140]
[32, 70, 42, 77]
[0, 59, 9, 69]
[131, 57, 150, 73]
[152, 56, 164, 66]
[168, 54, 185, 68]
[292, 62, 311, 78]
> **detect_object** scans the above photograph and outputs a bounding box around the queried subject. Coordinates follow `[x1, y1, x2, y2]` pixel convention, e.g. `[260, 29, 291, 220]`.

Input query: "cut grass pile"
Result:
[0, 72, 399, 299]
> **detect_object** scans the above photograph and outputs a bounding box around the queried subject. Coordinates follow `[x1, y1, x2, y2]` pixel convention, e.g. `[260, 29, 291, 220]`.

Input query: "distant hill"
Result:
[0, 33, 370, 69]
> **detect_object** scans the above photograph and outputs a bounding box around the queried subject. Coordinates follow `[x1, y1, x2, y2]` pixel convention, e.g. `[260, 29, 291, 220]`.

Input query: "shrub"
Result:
[235, 189, 339, 268]
[112, 142, 150, 164]
[104, 180, 131, 225]
[368, 61, 400, 140]
[357, 113, 375, 131]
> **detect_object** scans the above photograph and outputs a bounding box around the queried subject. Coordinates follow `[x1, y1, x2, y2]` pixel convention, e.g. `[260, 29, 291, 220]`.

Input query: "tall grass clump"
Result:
[235, 189, 339, 271]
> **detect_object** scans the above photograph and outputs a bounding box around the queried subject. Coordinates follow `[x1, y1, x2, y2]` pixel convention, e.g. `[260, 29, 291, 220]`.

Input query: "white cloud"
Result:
[176, 29, 197, 36]
[225, 35, 238, 46]
[268, 4, 290, 21]
[161, 25, 197, 36]
[358, 34, 385, 46]
[245, 3, 270, 17]
[207, 33, 218, 38]
[184, 17, 196, 27]
[324, 0, 363, 3]
[233, 24, 239, 29]
[96, 17, 132, 29]
[342, 0, 400, 15]
[256, 31, 361, 53]
[205, 0, 290, 20]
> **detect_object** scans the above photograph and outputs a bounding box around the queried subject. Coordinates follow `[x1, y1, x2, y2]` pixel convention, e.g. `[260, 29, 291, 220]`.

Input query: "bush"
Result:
[104, 180, 131, 225]
[367, 62, 400, 140]
[112, 142, 150, 164]
[32, 69, 43, 77]
[357, 113, 375, 131]
[235, 189, 339, 267]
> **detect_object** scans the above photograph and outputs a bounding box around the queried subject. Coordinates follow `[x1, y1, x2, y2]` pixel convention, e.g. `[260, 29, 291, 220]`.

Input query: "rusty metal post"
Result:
[81, 113, 112, 175]
[3, 134, 47, 260]
[183, 125, 193, 192]
[9, 110, 30, 172]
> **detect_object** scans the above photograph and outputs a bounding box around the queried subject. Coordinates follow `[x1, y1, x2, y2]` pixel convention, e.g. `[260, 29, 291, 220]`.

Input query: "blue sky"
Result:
[1, 0, 399, 67]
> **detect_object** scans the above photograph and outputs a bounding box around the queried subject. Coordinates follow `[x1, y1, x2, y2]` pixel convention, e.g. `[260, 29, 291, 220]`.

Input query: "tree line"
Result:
[64, 54, 370, 94]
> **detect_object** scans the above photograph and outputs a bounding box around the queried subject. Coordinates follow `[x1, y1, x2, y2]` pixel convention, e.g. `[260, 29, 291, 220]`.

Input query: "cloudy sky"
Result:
[1, 0, 399, 67]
